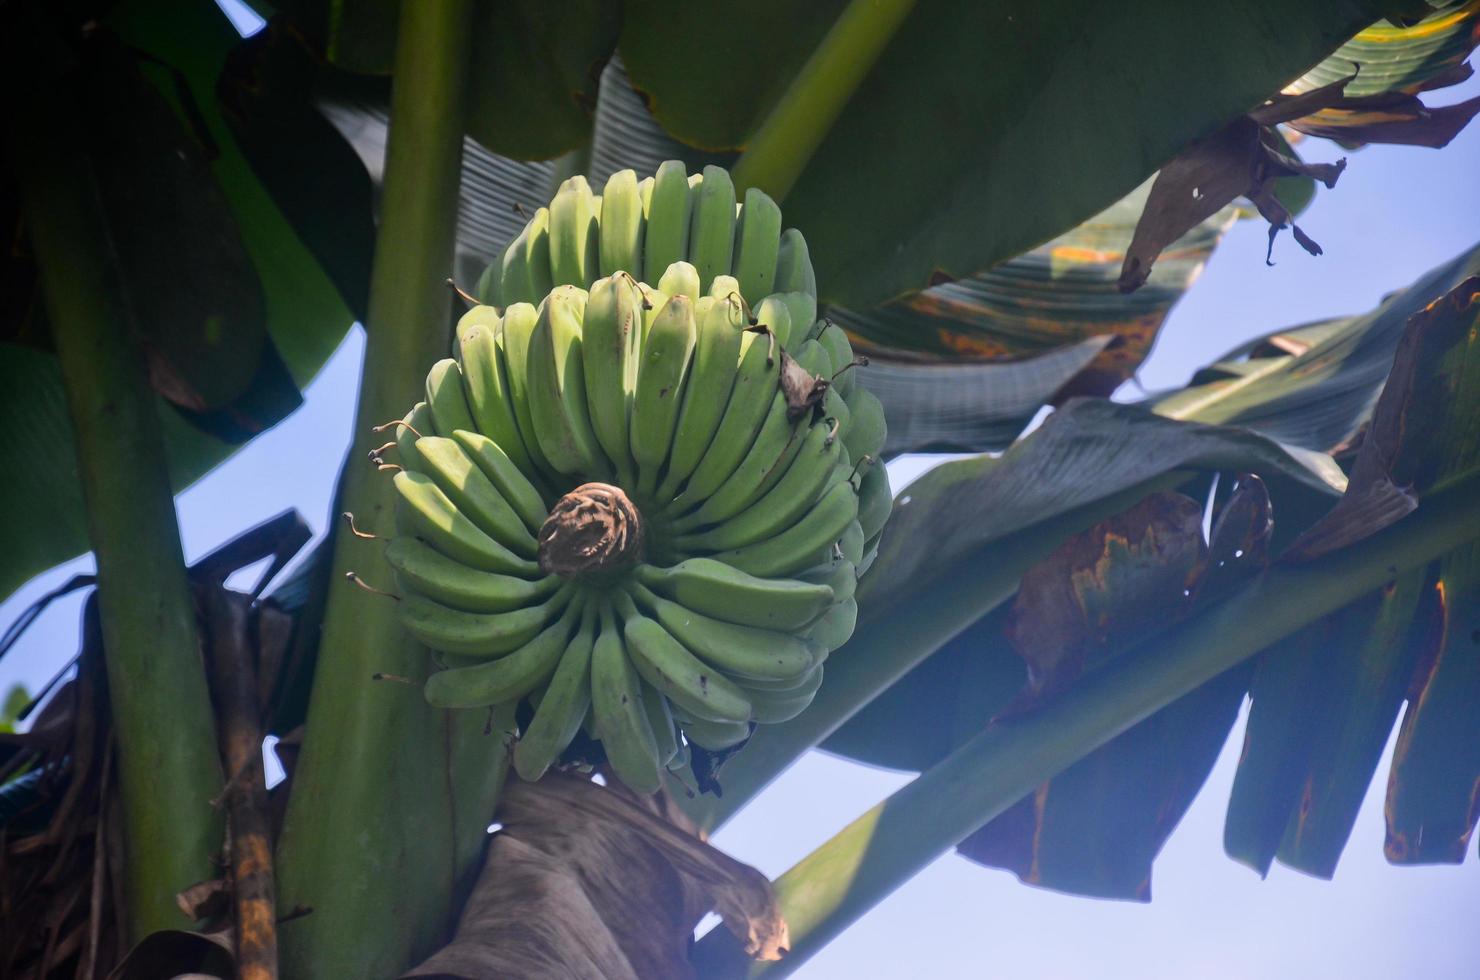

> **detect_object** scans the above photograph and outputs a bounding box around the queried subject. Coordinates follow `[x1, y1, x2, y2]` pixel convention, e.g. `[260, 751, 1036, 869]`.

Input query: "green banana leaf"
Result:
[0, 0, 359, 604]
[820, 268, 1480, 897]
[621, 0, 1393, 308]
[312, 0, 619, 160]
[1153, 241, 1480, 450]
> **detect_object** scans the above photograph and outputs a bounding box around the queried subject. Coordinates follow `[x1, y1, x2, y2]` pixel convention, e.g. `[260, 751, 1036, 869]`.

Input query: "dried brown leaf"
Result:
[402, 774, 786, 979]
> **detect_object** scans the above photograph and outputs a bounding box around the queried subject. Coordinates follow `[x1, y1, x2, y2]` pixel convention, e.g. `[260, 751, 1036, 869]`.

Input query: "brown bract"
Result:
[538, 483, 646, 578]
[779, 351, 828, 422]
[402, 773, 787, 979]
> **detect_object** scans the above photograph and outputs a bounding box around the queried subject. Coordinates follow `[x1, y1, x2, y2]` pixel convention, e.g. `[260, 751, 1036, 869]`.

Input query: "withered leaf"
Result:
[779, 351, 829, 421]
[1283, 276, 1480, 561]
[402, 774, 786, 980]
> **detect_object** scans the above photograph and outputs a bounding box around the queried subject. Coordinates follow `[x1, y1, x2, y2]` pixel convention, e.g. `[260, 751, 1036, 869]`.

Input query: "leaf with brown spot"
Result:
[401, 774, 786, 979]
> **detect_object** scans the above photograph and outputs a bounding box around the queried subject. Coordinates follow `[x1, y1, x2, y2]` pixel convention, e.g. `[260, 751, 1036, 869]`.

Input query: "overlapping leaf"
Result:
[0, 0, 359, 603]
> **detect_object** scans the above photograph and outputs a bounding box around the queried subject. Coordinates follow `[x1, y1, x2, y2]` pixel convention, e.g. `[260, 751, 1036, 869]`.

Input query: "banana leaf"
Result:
[0, 0, 360, 604]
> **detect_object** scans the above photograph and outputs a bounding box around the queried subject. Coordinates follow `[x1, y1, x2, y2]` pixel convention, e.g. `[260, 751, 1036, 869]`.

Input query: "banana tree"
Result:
[2, 0, 1477, 977]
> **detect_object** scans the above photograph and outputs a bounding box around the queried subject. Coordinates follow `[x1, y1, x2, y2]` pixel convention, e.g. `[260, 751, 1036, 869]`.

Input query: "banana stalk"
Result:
[692, 472, 1480, 978]
[679, 476, 1184, 832]
[730, 0, 919, 202]
[274, 2, 498, 976]
[6, 63, 225, 940]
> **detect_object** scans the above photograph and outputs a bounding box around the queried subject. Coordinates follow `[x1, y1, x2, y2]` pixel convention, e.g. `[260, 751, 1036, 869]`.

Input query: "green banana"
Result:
[712, 477, 859, 578]
[423, 596, 585, 707]
[687, 165, 736, 292]
[658, 260, 701, 301]
[774, 227, 815, 296]
[590, 603, 662, 793]
[401, 581, 576, 661]
[526, 285, 610, 478]
[733, 187, 783, 302]
[643, 160, 692, 285]
[393, 471, 540, 576]
[821, 385, 852, 443]
[386, 537, 558, 613]
[627, 582, 813, 682]
[796, 557, 857, 605]
[752, 293, 795, 350]
[395, 401, 434, 472]
[642, 679, 680, 768]
[548, 175, 601, 288]
[655, 294, 746, 501]
[839, 518, 865, 565]
[475, 255, 501, 307]
[738, 664, 825, 724]
[677, 420, 841, 551]
[414, 436, 538, 557]
[804, 597, 858, 653]
[772, 292, 817, 348]
[673, 387, 798, 529]
[664, 314, 782, 514]
[599, 169, 646, 278]
[858, 530, 882, 578]
[580, 275, 642, 485]
[842, 387, 885, 463]
[856, 459, 892, 542]
[708, 273, 742, 302]
[451, 429, 549, 534]
[425, 358, 478, 438]
[456, 306, 539, 479]
[818, 321, 859, 396]
[513, 603, 597, 781]
[500, 207, 555, 306]
[678, 716, 752, 751]
[635, 558, 834, 632]
[614, 591, 751, 724]
[495, 302, 558, 479]
[630, 293, 697, 494]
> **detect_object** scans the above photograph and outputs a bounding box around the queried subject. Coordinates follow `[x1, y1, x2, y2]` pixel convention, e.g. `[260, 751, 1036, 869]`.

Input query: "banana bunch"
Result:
[381, 162, 890, 794]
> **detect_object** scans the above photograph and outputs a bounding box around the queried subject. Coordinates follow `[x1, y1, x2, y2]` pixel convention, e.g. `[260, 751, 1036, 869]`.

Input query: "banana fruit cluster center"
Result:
[381, 161, 891, 794]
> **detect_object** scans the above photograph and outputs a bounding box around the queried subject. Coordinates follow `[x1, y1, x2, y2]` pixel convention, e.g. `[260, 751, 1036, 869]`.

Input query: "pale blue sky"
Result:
[1, 14, 1476, 978]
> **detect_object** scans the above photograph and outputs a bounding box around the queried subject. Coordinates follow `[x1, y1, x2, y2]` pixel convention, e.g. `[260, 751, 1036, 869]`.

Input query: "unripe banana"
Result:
[678, 715, 752, 751]
[548, 176, 601, 288]
[673, 389, 799, 529]
[796, 557, 857, 605]
[752, 293, 795, 350]
[425, 358, 478, 438]
[687, 165, 737, 292]
[708, 273, 742, 301]
[401, 581, 576, 661]
[526, 285, 610, 478]
[738, 664, 825, 724]
[856, 459, 893, 542]
[599, 169, 646, 278]
[495, 302, 558, 479]
[590, 603, 663, 792]
[581, 276, 642, 485]
[712, 478, 859, 578]
[658, 260, 701, 301]
[839, 518, 865, 566]
[627, 582, 813, 682]
[634, 559, 834, 632]
[655, 295, 747, 500]
[457, 307, 541, 481]
[423, 595, 585, 706]
[414, 436, 538, 557]
[818, 321, 859, 396]
[734, 187, 783, 302]
[804, 597, 858, 654]
[513, 603, 597, 781]
[386, 537, 558, 614]
[643, 160, 692, 284]
[451, 429, 549, 534]
[500, 207, 555, 306]
[475, 256, 502, 307]
[774, 227, 816, 296]
[614, 591, 751, 724]
[842, 387, 885, 463]
[643, 679, 680, 768]
[393, 471, 539, 577]
[630, 293, 696, 494]
[772, 292, 818, 349]
[396, 401, 434, 472]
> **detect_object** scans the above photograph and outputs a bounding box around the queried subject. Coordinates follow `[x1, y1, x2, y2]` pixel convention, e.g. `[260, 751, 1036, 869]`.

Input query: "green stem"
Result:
[274, 2, 490, 976]
[693, 472, 1480, 977]
[7, 72, 223, 938]
[730, 0, 918, 201]
[682, 477, 1181, 832]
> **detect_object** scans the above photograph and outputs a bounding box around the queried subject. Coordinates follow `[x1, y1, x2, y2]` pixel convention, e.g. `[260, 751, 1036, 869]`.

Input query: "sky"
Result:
[2, 10, 1477, 979]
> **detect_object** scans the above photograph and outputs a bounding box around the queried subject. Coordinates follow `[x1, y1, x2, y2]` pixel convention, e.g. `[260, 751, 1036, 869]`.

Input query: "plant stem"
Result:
[730, 0, 918, 201]
[682, 478, 1179, 832]
[7, 78, 224, 938]
[692, 471, 1480, 977]
[274, 2, 490, 976]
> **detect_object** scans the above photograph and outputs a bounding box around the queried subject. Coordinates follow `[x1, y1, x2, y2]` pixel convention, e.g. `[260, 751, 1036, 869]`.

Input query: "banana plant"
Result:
[2, 0, 1477, 977]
